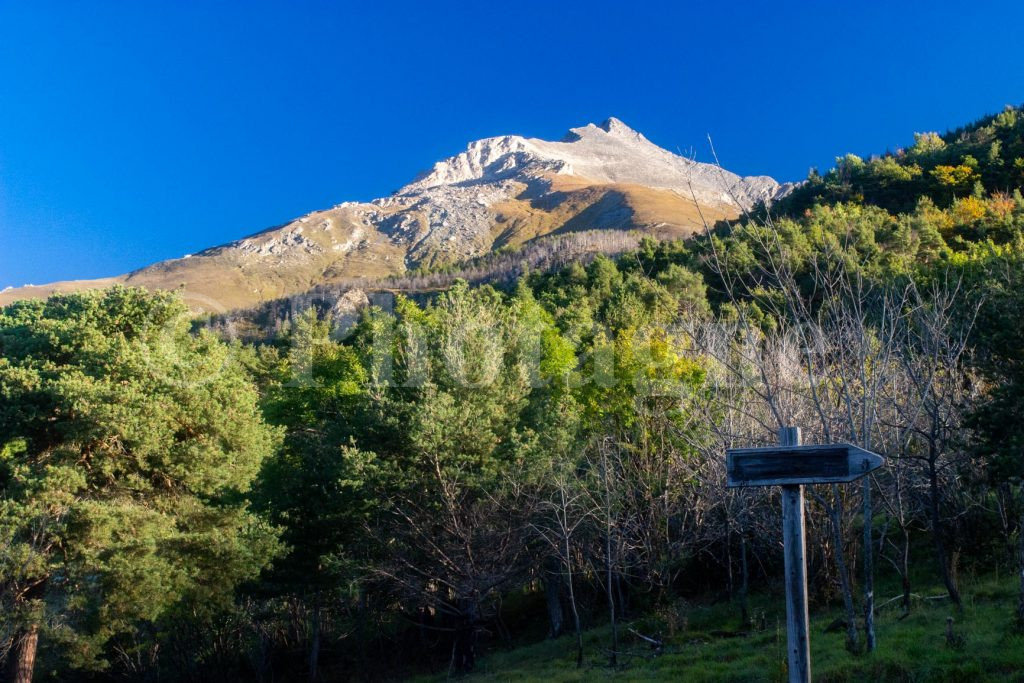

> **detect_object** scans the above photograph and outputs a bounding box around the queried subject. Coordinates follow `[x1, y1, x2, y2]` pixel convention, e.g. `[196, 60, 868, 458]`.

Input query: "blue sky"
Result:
[2, 1, 1023, 289]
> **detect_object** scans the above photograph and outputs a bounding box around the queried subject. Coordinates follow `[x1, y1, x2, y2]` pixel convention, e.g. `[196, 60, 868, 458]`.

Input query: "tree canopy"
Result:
[0, 287, 281, 674]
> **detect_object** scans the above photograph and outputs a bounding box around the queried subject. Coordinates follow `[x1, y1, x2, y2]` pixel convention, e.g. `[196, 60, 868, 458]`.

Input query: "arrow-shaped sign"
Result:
[726, 443, 885, 488]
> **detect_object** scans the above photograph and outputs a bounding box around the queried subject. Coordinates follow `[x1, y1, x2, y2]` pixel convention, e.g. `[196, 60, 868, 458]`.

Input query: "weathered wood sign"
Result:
[727, 429, 885, 683]
[726, 443, 885, 488]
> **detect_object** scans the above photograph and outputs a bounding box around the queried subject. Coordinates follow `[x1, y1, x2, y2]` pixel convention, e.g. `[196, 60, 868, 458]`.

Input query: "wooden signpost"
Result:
[726, 427, 884, 683]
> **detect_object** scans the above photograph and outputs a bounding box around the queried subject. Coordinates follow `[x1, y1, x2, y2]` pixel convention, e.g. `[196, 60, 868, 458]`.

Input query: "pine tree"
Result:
[0, 287, 282, 679]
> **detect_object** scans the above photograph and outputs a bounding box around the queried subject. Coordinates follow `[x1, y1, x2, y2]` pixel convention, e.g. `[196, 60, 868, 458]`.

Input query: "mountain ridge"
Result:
[0, 118, 794, 311]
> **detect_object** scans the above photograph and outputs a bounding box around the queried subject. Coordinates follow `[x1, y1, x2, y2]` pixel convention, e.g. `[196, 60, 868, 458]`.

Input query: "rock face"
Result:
[0, 118, 794, 311]
[405, 118, 791, 207]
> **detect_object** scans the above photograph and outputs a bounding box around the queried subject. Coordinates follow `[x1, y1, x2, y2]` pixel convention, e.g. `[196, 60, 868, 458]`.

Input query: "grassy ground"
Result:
[421, 573, 1024, 682]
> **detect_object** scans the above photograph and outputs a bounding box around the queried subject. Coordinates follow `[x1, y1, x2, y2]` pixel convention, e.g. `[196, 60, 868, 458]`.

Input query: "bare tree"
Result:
[898, 277, 981, 610]
[531, 470, 595, 667]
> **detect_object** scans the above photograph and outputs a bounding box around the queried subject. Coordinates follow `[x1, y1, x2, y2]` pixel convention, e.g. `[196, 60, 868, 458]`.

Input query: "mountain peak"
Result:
[598, 116, 635, 135]
[558, 117, 650, 147]
[0, 117, 793, 310]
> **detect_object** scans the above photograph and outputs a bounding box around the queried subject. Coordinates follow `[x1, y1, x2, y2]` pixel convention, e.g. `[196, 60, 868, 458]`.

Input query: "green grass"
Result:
[420, 574, 1024, 682]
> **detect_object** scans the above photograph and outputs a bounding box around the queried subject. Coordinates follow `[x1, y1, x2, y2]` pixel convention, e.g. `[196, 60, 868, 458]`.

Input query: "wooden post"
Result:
[726, 433, 884, 681]
[780, 426, 811, 683]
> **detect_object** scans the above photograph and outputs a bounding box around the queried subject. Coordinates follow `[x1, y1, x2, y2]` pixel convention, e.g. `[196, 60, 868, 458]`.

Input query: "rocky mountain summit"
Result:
[405, 117, 789, 206]
[1, 118, 794, 311]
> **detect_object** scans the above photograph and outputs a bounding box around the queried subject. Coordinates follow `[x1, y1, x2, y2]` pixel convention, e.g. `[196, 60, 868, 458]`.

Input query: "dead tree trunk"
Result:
[614, 573, 628, 620]
[863, 476, 876, 652]
[453, 597, 480, 673]
[816, 487, 858, 652]
[739, 529, 751, 629]
[542, 558, 564, 638]
[889, 464, 913, 615]
[899, 523, 912, 615]
[927, 453, 962, 610]
[565, 539, 584, 667]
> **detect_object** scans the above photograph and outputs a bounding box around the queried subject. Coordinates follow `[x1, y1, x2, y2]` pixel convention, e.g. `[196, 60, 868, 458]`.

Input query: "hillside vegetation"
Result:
[434, 575, 1024, 682]
[3, 106, 1024, 681]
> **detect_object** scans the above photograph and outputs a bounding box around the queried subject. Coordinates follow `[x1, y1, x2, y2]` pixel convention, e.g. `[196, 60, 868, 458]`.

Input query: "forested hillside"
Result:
[3, 106, 1024, 681]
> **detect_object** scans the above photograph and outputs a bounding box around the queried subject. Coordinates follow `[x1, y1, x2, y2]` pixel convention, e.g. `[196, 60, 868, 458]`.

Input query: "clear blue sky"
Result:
[2, 1, 1023, 289]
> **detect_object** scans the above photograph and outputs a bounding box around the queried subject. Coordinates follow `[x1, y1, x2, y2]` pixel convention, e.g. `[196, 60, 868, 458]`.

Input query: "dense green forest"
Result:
[4, 106, 1024, 681]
